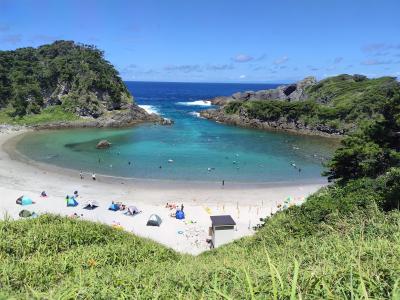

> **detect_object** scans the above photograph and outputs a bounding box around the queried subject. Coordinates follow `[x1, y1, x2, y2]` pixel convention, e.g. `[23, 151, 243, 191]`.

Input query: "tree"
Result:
[325, 92, 400, 183]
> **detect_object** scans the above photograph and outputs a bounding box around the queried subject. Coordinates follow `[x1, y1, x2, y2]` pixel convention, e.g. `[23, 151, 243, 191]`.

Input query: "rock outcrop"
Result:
[199, 76, 348, 137]
[31, 104, 169, 129]
[206, 76, 317, 105]
[96, 140, 111, 149]
[200, 108, 344, 137]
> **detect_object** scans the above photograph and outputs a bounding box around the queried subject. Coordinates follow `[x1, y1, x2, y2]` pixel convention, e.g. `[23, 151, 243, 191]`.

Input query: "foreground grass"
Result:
[1, 180, 399, 299]
[0, 106, 79, 126]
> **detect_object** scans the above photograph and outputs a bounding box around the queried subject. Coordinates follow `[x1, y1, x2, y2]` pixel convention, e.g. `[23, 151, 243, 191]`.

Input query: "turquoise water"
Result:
[16, 82, 338, 183]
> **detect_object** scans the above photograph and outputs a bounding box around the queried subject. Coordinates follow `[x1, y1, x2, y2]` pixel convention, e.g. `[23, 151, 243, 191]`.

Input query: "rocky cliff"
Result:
[200, 107, 344, 137]
[207, 77, 317, 105]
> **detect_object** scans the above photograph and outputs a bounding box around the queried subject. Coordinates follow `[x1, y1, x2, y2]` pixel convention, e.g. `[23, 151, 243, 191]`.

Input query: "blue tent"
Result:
[21, 196, 33, 206]
[109, 203, 120, 211]
[176, 210, 185, 220]
[66, 197, 78, 207]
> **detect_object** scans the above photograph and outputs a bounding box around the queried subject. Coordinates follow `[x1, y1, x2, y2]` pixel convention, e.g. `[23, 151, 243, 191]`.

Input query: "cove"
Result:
[15, 82, 338, 183]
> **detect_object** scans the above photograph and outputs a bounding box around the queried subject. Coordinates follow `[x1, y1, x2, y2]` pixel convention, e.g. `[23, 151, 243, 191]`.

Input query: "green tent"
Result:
[19, 210, 32, 218]
[147, 214, 162, 226]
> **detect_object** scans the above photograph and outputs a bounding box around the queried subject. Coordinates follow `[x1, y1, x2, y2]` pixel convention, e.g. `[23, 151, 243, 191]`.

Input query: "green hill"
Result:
[0, 41, 155, 127]
[202, 75, 400, 136]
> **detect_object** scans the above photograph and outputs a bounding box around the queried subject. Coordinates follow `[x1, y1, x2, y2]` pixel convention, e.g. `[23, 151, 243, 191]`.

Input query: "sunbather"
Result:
[165, 202, 177, 210]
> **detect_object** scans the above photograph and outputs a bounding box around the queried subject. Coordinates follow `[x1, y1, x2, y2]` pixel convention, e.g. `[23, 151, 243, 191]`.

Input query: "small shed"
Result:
[209, 215, 236, 248]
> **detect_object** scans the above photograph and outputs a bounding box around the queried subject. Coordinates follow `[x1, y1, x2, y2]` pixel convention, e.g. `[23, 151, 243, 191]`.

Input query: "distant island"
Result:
[0, 41, 167, 128]
[201, 74, 400, 137]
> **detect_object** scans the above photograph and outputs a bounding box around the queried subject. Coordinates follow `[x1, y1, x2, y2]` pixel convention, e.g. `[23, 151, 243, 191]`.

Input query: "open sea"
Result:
[16, 81, 338, 183]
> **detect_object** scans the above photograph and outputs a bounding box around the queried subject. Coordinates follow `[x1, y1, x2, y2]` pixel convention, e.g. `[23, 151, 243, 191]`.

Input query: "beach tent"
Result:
[21, 196, 33, 206]
[19, 210, 32, 218]
[127, 206, 140, 215]
[18, 210, 38, 218]
[147, 214, 162, 226]
[109, 203, 120, 211]
[66, 197, 79, 207]
[83, 203, 98, 210]
[17, 196, 33, 206]
[175, 210, 185, 220]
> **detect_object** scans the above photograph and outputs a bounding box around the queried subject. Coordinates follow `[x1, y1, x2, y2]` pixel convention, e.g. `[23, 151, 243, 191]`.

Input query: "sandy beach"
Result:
[0, 127, 326, 255]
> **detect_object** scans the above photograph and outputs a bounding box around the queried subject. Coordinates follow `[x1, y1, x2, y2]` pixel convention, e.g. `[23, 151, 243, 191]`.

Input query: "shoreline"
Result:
[200, 108, 345, 139]
[5, 129, 328, 190]
[0, 128, 327, 255]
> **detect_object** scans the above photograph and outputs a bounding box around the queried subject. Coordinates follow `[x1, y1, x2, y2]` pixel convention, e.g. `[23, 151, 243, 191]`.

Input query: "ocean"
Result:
[16, 81, 338, 183]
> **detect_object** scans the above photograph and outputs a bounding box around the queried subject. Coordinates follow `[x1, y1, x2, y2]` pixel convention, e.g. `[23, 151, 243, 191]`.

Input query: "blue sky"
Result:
[0, 0, 399, 83]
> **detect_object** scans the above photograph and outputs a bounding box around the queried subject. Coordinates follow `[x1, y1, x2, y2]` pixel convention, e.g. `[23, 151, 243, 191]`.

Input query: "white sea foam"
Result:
[189, 111, 201, 118]
[138, 105, 160, 115]
[176, 100, 212, 107]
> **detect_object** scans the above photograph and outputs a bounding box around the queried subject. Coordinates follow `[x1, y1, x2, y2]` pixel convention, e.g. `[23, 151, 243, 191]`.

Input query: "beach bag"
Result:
[176, 210, 185, 220]
[109, 203, 120, 211]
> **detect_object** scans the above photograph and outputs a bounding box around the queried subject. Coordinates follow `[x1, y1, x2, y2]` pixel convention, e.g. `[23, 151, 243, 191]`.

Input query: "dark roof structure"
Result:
[210, 215, 236, 227]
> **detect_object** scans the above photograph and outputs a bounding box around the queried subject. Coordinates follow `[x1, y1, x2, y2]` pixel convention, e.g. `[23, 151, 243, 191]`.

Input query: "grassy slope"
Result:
[225, 75, 399, 133]
[0, 106, 79, 126]
[1, 179, 399, 299]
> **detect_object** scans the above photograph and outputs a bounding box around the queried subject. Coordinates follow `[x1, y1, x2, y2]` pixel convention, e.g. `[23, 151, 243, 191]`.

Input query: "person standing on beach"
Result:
[222, 180, 225, 187]
[80, 171, 84, 180]
[92, 173, 96, 181]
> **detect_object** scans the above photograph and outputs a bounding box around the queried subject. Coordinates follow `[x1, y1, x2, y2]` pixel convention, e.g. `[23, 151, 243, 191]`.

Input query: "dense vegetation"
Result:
[0, 41, 132, 122]
[225, 75, 400, 134]
[0, 72, 399, 298]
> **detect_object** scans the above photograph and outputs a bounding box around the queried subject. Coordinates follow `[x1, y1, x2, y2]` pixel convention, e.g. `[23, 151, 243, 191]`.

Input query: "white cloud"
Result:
[333, 57, 343, 64]
[1, 34, 22, 44]
[239, 74, 246, 79]
[232, 54, 254, 63]
[361, 59, 393, 66]
[164, 64, 202, 73]
[206, 64, 234, 71]
[273, 55, 289, 65]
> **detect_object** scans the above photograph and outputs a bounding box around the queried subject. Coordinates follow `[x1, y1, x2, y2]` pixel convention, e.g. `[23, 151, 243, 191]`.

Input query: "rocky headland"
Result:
[0, 41, 171, 129]
[200, 74, 400, 137]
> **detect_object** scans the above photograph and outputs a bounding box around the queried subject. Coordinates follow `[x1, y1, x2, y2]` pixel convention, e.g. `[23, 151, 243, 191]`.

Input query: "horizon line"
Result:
[123, 80, 286, 85]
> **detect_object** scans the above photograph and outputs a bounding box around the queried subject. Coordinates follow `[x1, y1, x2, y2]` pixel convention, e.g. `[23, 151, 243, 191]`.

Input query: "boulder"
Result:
[160, 118, 174, 126]
[96, 140, 111, 149]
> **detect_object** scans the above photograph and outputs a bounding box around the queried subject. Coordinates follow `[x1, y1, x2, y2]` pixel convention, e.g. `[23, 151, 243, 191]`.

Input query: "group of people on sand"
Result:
[165, 202, 185, 219]
[110, 201, 127, 211]
[80, 170, 96, 181]
[165, 202, 184, 211]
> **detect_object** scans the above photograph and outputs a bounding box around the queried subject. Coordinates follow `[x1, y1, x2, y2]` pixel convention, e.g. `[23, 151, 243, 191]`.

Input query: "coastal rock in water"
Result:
[96, 140, 111, 149]
[159, 118, 174, 126]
